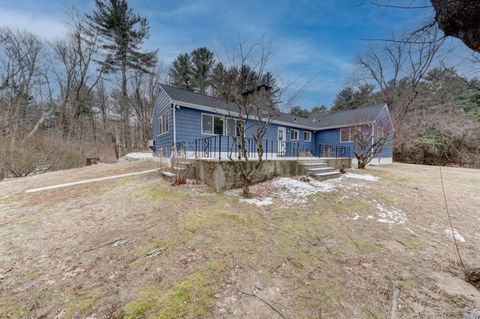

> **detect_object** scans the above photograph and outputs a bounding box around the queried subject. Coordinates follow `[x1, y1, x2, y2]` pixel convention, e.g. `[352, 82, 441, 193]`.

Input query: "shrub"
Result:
[0, 136, 85, 177]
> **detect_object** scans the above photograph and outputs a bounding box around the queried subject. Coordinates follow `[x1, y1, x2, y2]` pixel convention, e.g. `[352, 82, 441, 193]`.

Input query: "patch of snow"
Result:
[118, 152, 154, 162]
[269, 178, 334, 205]
[228, 177, 339, 207]
[367, 215, 375, 219]
[445, 229, 466, 243]
[224, 189, 242, 197]
[344, 173, 379, 181]
[239, 197, 273, 207]
[375, 202, 407, 224]
[346, 213, 360, 221]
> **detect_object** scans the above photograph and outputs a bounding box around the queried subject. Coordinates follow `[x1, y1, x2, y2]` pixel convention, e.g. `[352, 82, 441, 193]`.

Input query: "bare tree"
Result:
[348, 116, 392, 169]
[0, 28, 48, 144]
[356, 28, 445, 120]
[220, 40, 281, 197]
[128, 68, 162, 148]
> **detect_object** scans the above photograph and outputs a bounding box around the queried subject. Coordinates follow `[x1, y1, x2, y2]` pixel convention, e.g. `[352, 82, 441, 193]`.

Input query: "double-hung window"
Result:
[202, 114, 224, 135]
[158, 112, 169, 135]
[226, 118, 241, 137]
[290, 129, 299, 141]
[340, 128, 352, 142]
[304, 131, 312, 142]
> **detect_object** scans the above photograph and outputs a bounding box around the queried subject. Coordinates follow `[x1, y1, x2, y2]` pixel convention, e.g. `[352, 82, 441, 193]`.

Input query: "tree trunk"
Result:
[121, 64, 130, 152]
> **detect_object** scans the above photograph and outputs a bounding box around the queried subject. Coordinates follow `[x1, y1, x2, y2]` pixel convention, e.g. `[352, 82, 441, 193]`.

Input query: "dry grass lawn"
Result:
[0, 161, 479, 318]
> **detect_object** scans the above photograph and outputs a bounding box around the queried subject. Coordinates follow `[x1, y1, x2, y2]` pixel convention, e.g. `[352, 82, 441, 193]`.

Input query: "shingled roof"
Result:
[160, 84, 386, 130]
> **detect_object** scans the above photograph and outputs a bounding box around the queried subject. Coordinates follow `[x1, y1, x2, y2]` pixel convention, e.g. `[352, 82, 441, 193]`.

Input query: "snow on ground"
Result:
[239, 197, 273, 207]
[374, 200, 407, 224]
[445, 229, 466, 243]
[347, 200, 408, 225]
[344, 172, 379, 181]
[229, 177, 337, 207]
[118, 152, 154, 162]
[346, 213, 360, 221]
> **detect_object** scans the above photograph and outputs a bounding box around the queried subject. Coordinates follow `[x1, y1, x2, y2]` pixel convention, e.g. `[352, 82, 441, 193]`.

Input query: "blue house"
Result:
[151, 84, 394, 165]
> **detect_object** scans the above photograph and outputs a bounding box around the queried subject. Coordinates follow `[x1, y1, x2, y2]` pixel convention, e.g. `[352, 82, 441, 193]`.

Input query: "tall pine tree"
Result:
[191, 47, 214, 94]
[87, 0, 157, 150]
[168, 53, 193, 90]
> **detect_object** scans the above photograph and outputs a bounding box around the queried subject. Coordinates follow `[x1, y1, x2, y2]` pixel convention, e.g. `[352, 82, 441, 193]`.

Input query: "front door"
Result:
[278, 127, 286, 156]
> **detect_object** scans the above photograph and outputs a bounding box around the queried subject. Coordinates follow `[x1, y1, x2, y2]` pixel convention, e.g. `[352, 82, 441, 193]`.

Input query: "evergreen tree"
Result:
[311, 105, 329, 116]
[332, 87, 356, 111]
[87, 0, 157, 150]
[290, 106, 311, 118]
[210, 62, 228, 98]
[169, 53, 193, 90]
[191, 47, 214, 94]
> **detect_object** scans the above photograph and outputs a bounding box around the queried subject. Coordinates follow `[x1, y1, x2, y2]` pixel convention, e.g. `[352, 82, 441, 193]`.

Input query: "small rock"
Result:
[464, 308, 480, 319]
[255, 282, 264, 290]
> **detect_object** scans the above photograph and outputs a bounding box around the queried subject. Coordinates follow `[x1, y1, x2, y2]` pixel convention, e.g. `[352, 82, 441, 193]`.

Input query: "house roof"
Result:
[160, 83, 386, 131]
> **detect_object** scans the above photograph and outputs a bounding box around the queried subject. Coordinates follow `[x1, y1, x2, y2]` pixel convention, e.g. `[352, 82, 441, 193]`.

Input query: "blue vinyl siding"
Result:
[152, 89, 173, 155]
[175, 106, 315, 155]
[151, 92, 393, 159]
[374, 106, 393, 158]
[314, 106, 393, 159]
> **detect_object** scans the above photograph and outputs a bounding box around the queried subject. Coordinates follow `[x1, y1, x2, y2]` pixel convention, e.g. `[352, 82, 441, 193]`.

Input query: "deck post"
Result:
[219, 135, 222, 160]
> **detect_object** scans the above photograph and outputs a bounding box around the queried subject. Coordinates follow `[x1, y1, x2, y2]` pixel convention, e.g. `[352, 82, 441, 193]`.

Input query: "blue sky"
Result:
[0, 0, 444, 108]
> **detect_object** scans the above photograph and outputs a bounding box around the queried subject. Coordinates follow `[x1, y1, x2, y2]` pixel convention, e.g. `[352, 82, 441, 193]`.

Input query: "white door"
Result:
[278, 127, 286, 156]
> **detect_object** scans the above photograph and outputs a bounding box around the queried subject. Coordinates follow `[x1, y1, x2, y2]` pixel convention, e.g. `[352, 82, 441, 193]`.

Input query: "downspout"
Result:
[371, 122, 375, 145]
[173, 103, 177, 145]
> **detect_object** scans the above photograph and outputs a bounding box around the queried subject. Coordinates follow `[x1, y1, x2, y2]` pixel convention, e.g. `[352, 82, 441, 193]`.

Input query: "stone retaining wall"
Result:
[191, 158, 351, 192]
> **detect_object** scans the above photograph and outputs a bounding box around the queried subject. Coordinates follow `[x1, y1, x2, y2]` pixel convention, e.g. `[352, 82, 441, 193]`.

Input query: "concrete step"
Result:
[312, 171, 342, 181]
[305, 166, 336, 173]
[176, 161, 193, 166]
[172, 166, 187, 171]
[300, 162, 327, 169]
[298, 160, 327, 164]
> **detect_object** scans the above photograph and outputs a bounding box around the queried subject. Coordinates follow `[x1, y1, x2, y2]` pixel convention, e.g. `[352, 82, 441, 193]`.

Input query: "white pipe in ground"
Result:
[25, 169, 159, 193]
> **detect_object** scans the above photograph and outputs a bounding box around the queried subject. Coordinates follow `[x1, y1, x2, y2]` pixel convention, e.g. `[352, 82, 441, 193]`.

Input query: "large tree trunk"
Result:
[121, 64, 131, 153]
[431, 0, 480, 53]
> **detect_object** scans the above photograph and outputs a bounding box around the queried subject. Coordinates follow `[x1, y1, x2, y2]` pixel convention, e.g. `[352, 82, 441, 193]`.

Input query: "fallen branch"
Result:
[235, 286, 289, 319]
[84, 237, 128, 253]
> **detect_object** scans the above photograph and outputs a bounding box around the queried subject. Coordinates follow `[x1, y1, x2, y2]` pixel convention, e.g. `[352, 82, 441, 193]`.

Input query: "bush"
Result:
[0, 136, 85, 177]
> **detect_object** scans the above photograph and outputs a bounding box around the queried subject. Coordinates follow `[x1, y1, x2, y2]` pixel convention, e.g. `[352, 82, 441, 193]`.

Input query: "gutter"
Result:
[166, 98, 381, 133]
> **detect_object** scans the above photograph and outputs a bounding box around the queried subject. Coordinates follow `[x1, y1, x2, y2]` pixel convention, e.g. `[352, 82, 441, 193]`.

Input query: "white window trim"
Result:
[290, 129, 299, 141]
[157, 111, 169, 136]
[226, 118, 241, 137]
[304, 131, 312, 142]
[340, 128, 352, 143]
[201, 113, 225, 136]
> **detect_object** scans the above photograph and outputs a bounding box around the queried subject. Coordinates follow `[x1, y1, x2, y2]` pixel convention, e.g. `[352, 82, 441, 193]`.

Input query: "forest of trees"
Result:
[1, 0, 480, 179]
[0, 1, 163, 178]
[168, 47, 279, 104]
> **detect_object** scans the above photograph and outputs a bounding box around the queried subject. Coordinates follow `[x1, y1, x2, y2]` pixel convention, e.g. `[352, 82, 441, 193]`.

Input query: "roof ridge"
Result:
[161, 83, 227, 101]
[310, 104, 385, 119]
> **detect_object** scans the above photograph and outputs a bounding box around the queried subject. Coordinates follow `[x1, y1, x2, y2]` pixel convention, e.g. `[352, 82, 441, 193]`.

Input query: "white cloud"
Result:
[0, 7, 67, 40]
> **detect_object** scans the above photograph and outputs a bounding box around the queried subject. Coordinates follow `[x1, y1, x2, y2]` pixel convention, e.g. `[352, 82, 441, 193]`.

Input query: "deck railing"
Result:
[318, 143, 351, 158]
[173, 136, 351, 160]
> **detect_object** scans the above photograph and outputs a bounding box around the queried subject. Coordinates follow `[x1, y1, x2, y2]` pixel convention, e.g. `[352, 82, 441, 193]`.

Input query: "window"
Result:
[158, 112, 169, 135]
[290, 129, 299, 141]
[226, 118, 241, 137]
[202, 114, 224, 135]
[304, 131, 312, 142]
[340, 128, 351, 142]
